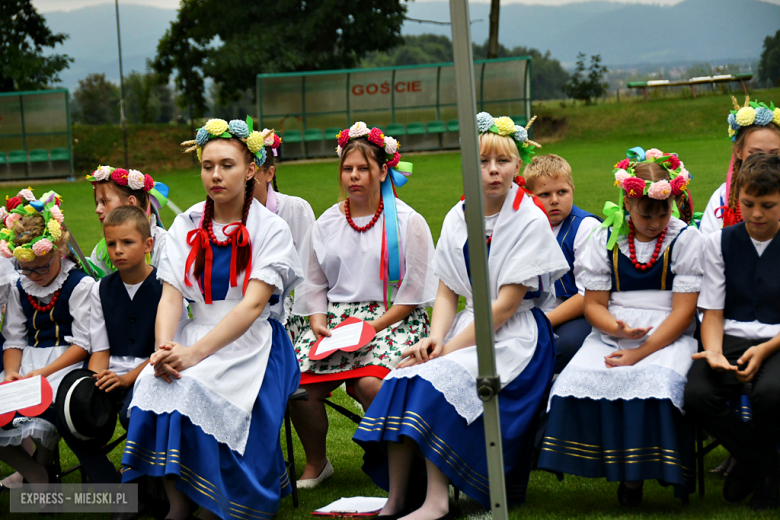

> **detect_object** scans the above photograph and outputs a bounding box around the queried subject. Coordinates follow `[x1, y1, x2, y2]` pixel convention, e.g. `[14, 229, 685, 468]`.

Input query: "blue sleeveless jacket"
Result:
[18, 268, 88, 348]
[607, 229, 682, 292]
[554, 205, 599, 299]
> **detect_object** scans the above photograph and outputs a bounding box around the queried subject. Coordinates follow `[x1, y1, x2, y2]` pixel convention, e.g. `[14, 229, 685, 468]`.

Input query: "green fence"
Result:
[0, 89, 74, 180]
[257, 56, 532, 159]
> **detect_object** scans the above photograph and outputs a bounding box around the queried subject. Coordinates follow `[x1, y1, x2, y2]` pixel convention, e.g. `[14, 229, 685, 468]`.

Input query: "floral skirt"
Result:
[283, 294, 308, 345]
[294, 302, 429, 377]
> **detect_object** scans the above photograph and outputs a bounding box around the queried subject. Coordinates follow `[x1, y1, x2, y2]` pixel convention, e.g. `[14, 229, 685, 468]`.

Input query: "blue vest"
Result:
[722, 223, 780, 324]
[607, 229, 680, 292]
[99, 268, 162, 358]
[18, 268, 88, 348]
[554, 205, 599, 299]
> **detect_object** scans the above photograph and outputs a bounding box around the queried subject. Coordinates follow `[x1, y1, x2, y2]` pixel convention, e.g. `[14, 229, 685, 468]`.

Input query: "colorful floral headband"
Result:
[727, 96, 780, 142]
[87, 165, 155, 192]
[0, 189, 65, 262]
[476, 111, 540, 163]
[336, 122, 402, 169]
[182, 116, 278, 167]
[613, 148, 691, 201]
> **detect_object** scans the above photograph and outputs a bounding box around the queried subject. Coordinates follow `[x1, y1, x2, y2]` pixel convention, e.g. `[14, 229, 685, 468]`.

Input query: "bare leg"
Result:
[288, 380, 343, 480]
[378, 437, 416, 516]
[401, 458, 449, 520]
[0, 437, 34, 488]
[0, 445, 47, 484]
[163, 477, 191, 520]
[197, 508, 221, 520]
[351, 376, 383, 411]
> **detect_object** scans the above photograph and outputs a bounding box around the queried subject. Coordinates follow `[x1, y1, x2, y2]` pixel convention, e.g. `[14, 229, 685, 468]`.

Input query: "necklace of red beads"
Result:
[345, 198, 384, 232]
[28, 290, 61, 313]
[628, 220, 667, 271]
[207, 220, 232, 246]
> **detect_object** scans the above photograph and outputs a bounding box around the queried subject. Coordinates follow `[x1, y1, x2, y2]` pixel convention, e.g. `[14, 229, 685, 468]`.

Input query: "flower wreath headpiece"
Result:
[182, 116, 279, 168]
[335, 122, 404, 169]
[476, 111, 541, 163]
[0, 188, 65, 262]
[726, 96, 780, 142]
[87, 165, 156, 192]
[602, 147, 692, 249]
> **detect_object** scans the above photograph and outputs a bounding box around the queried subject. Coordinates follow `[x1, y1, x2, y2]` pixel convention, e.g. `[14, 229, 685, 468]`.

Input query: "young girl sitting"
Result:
[291, 122, 437, 489]
[121, 117, 302, 520]
[354, 113, 568, 520]
[538, 149, 703, 505]
[86, 165, 169, 277]
[700, 97, 780, 234]
[252, 129, 315, 341]
[0, 190, 93, 486]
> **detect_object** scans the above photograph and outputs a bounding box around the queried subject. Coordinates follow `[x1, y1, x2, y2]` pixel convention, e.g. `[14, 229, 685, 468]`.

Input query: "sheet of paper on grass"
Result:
[315, 321, 366, 356]
[0, 375, 42, 415]
[313, 497, 387, 516]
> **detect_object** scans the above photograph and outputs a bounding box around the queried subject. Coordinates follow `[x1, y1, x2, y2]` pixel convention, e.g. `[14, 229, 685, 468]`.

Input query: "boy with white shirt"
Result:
[525, 154, 601, 372]
[684, 153, 780, 511]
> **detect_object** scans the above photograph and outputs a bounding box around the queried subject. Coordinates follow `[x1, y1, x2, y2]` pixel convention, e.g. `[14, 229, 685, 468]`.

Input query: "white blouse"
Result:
[293, 199, 437, 316]
[546, 215, 601, 310]
[699, 182, 727, 236]
[275, 191, 316, 257]
[3, 258, 93, 352]
[699, 229, 780, 340]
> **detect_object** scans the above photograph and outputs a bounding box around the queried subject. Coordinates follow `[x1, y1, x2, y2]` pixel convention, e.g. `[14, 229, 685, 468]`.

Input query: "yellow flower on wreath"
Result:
[493, 116, 516, 136]
[204, 119, 229, 136]
[246, 131, 265, 154]
[47, 219, 62, 242]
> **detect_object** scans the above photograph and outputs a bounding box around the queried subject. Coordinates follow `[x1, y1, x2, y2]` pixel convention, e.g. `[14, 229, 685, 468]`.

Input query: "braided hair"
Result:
[727, 124, 780, 213]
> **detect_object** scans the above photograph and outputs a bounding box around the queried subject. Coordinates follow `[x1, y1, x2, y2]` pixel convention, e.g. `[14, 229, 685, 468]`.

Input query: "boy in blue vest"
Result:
[525, 154, 600, 373]
[685, 153, 780, 511]
[60, 205, 162, 484]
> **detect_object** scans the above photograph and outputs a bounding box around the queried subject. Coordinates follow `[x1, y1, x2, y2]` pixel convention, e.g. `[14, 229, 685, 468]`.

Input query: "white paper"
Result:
[316, 322, 365, 355]
[0, 375, 42, 415]
[314, 496, 387, 514]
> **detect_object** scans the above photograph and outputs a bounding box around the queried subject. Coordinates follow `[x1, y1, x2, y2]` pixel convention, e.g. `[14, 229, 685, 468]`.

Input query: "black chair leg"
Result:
[285, 405, 299, 508]
[696, 425, 705, 497]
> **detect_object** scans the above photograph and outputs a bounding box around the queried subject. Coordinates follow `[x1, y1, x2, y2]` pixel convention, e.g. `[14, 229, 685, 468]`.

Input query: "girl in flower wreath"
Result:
[0, 189, 94, 488]
[290, 122, 437, 489]
[700, 97, 780, 234]
[252, 129, 315, 342]
[121, 117, 303, 520]
[353, 113, 567, 520]
[538, 148, 704, 505]
[86, 165, 170, 277]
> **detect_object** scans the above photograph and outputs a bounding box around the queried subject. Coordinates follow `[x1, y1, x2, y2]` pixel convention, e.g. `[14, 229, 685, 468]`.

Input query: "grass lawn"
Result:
[3, 87, 780, 519]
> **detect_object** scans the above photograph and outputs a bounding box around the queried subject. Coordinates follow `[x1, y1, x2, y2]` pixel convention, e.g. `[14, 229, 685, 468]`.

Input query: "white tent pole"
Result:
[448, 0, 508, 518]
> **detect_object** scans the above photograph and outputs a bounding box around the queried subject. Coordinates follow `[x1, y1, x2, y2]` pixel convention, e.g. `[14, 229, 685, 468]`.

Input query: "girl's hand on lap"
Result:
[3, 371, 21, 382]
[605, 348, 645, 367]
[93, 370, 127, 392]
[736, 346, 766, 383]
[23, 369, 45, 379]
[691, 351, 737, 372]
[311, 322, 332, 341]
[397, 338, 443, 368]
[615, 320, 652, 340]
[154, 362, 180, 383]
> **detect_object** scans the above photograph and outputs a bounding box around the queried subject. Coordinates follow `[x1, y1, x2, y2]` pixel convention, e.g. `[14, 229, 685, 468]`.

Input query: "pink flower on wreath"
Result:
[49, 206, 64, 224]
[272, 133, 282, 148]
[5, 213, 21, 229]
[615, 158, 630, 170]
[0, 240, 12, 259]
[670, 175, 688, 196]
[678, 167, 690, 181]
[337, 129, 350, 148]
[614, 169, 631, 187]
[111, 168, 129, 186]
[623, 177, 647, 199]
[645, 148, 664, 159]
[367, 127, 385, 147]
[647, 180, 672, 200]
[32, 239, 54, 256]
[663, 154, 681, 170]
[143, 174, 155, 192]
[387, 151, 401, 169]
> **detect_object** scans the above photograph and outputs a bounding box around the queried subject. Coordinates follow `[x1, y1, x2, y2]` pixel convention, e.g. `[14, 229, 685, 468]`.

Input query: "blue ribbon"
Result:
[626, 147, 646, 162]
[381, 174, 402, 285]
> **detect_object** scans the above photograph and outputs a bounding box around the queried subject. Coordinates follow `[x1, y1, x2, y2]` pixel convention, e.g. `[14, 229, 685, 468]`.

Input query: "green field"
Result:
[2, 87, 779, 519]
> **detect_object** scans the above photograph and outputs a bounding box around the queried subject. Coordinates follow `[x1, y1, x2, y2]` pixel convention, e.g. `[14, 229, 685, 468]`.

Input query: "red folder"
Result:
[309, 317, 377, 361]
[0, 376, 53, 427]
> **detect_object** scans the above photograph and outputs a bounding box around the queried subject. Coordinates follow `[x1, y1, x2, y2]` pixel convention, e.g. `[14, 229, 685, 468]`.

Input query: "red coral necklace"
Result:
[628, 220, 667, 271]
[345, 198, 383, 232]
[207, 220, 232, 246]
[28, 290, 61, 313]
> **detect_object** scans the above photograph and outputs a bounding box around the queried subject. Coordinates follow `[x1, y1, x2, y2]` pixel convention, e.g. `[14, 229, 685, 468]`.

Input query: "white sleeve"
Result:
[287, 198, 317, 256]
[65, 277, 95, 352]
[671, 226, 704, 293]
[150, 227, 168, 269]
[393, 212, 438, 307]
[580, 226, 613, 291]
[573, 216, 602, 296]
[88, 281, 110, 353]
[698, 231, 725, 310]
[249, 217, 303, 296]
[2, 284, 27, 350]
[699, 184, 725, 236]
[292, 224, 330, 316]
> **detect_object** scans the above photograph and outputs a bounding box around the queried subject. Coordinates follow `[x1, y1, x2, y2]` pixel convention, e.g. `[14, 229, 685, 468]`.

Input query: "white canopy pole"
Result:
[448, 0, 508, 518]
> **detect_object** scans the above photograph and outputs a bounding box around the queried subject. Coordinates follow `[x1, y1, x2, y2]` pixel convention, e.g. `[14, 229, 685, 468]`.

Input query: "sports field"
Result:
[1, 88, 778, 519]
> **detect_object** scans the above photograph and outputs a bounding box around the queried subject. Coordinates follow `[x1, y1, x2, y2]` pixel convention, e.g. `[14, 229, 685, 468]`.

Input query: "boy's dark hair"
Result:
[738, 153, 780, 198]
[103, 205, 151, 240]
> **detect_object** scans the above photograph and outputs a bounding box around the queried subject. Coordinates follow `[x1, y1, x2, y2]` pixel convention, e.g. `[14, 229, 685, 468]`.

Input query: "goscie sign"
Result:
[351, 81, 422, 96]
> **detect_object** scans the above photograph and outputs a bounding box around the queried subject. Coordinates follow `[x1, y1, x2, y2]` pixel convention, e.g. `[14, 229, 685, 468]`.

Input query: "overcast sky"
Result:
[28, 0, 780, 14]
